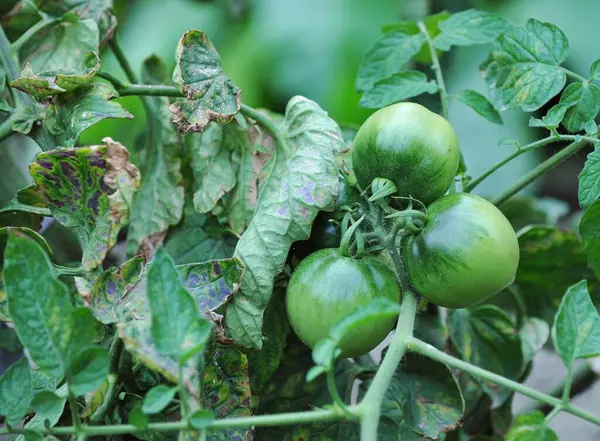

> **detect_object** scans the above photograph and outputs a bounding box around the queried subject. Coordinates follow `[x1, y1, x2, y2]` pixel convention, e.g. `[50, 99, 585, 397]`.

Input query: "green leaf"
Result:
[146, 247, 213, 362]
[520, 317, 550, 364]
[248, 288, 290, 394]
[552, 280, 600, 366]
[559, 82, 600, 132]
[29, 139, 141, 270]
[189, 409, 214, 429]
[3, 231, 73, 377]
[585, 120, 597, 135]
[129, 406, 149, 429]
[579, 143, 600, 208]
[0, 226, 53, 263]
[225, 96, 343, 348]
[355, 31, 426, 92]
[0, 358, 32, 426]
[378, 353, 464, 438]
[515, 226, 591, 323]
[203, 343, 252, 441]
[433, 9, 512, 51]
[456, 89, 503, 124]
[358, 70, 438, 109]
[528, 103, 570, 129]
[481, 19, 569, 111]
[15, 385, 67, 441]
[142, 385, 178, 415]
[67, 347, 110, 396]
[590, 58, 600, 81]
[448, 305, 524, 407]
[126, 56, 184, 255]
[0, 185, 50, 217]
[505, 411, 557, 441]
[171, 30, 241, 133]
[12, 14, 100, 97]
[31, 390, 64, 416]
[579, 199, 600, 278]
[45, 82, 133, 147]
[11, 103, 43, 134]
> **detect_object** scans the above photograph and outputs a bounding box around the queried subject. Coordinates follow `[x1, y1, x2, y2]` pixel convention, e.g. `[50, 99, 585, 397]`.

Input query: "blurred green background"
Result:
[2, 0, 599, 206]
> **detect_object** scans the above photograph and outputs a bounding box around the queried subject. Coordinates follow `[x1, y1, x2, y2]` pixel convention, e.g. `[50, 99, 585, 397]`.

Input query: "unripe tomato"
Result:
[286, 248, 401, 357]
[403, 193, 519, 309]
[352, 102, 460, 205]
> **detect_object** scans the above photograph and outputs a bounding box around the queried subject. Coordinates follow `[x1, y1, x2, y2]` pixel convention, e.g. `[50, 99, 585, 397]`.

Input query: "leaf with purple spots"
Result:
[29, 138, 140, 270]
[226, 96, 344, 348]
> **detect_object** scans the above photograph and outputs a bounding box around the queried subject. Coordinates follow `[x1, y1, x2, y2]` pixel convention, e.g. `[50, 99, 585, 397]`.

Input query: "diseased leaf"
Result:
[559, 82, 600, 132]
[171, 30, 241, 133]
[579, 199, 600, 278]
[29, 138, 141, 270]
[505, 411, 557, 441]
[225, 96, 343, 348]
[359, 70, 438, 109]
[126, 55, 184, 255]
[355, 31, 426, 92]
[0, 358, 32, 426]
[552, 280, 600, 366]
[520, 317, 550, 364]
[579, 143, 600, 208]
[481, 19, 569, 111]
[0, 185, 50, 217]
[45, 82, 133, 147]
[448, 305, 524, 407]
[456, 89, 503, 124]
[12, 14, 100, 97]
[433, 9, 512, 50]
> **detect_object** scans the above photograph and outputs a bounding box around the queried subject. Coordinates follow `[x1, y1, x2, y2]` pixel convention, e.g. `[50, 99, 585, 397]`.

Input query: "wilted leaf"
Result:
[520, 317, 549, 364]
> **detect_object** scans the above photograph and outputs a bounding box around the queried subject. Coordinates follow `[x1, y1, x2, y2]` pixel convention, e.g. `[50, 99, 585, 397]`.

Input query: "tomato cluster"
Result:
[286, 102, 519, 356]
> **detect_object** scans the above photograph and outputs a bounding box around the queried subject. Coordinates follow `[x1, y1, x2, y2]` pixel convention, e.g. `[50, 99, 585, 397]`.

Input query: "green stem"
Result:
[491, 139, 591, 205]
[90, 335, 123, 423]
[408, 338, 600, 425]
[545, 405, 563, 423]
[11, 18, 50, 53]
[178, 362, 190, 417]
[326, 369, 355, 419]
[418, 21, 448, 120]
[561, 365, 574, 405]
[561, 67, 588, 83]
[67, 388, 82, 429]
[465, 135, 597, 192]
[117, 83, 183, 97]
[0, 24, 21, 84]
[359, 292, 417, 441]
[0, 112, 18, 143]
[0, 408, 348, 436]
[508, 286, 526, 328]
[109, 38, 139, 84]
[240, 103, 291, 155]
[53, 265, 86, 277]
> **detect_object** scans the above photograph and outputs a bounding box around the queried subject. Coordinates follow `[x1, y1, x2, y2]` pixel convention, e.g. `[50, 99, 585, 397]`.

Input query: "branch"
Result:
[418, 21, 448, 120]
[408, 338, 600, 426]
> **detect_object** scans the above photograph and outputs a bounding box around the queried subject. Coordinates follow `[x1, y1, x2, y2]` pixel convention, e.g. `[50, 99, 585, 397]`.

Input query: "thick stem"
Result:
[408, 338, 600, 426]
[117, 83, 183, 97]
[359, 292, 418, 441]
[418, 21, 448, 120]
[465, 135, 597, 192]
[491, 139, 591, 206]
[0, 112, 18, 143]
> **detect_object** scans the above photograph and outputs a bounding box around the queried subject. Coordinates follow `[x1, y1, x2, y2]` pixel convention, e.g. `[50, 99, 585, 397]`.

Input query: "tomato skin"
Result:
[403, 193, 519, 309]
[286, 248, 401, 357]
[352, 102, 460, 205]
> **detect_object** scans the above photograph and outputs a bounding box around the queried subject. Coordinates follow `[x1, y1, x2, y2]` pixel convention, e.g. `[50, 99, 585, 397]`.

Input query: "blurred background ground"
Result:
[1, 0, 600, 439]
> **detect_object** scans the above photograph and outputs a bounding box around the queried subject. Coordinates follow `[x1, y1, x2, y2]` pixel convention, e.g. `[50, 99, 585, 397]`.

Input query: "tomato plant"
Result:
[0, 3, 600, 441]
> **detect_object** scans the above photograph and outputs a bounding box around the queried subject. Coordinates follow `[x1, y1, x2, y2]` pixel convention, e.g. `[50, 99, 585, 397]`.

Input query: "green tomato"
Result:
[286, 248, 401, 357]
[352, 102, 460, 205]
[403, 193, 519, 309]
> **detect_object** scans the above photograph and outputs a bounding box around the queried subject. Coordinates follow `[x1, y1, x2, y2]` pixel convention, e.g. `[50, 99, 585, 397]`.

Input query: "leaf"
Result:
[481, 19, 569, 111]
[171, 30, 241, 133]
[499, 195, 569, 231]
[146, 247, 213, 362]
[189, 409, 214, 429]
[129, 406, 149, 429]
[528, 103, 571, 129]
[248, 288, 290, 394]
[355, 31, 426, 92]
[31, 390, 63, 416]
[505, 411, 558, 441]
[433, 9, 512, 50]
[456, 89, 503, 124]
[3, 231, 73, 377]
[552, 280, 600, 367]
[142, 385, 178, 414]
[520, 317, 550, 364]
[591, 58, 600, 81]
[0, 185, 50, 217]
[29, 138, 141, 270]
[579, 199, 600, 278]
[579, 143, 600, 208]
[14, 384, 67, 441]
[559, 82, 600, 132]
[0, 358, 32, 426]
[225, 96, 343, 348]
[11, 103, 43, 134]
[448, 305, 524, 407]
[203, 343, 252, 441]
[377, 353, 464, 438]
[68, 347, 110, 396]
[515, 226, 591, 323]
[12, 13, 101, 97]
[126, 56, 184, 255]
[45, 82, 133, 147]
[358, 70, 438, 109]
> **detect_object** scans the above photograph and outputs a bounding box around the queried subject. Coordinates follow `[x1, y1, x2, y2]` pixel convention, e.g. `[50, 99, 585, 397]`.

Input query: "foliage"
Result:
[0, 4, 600, 441]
